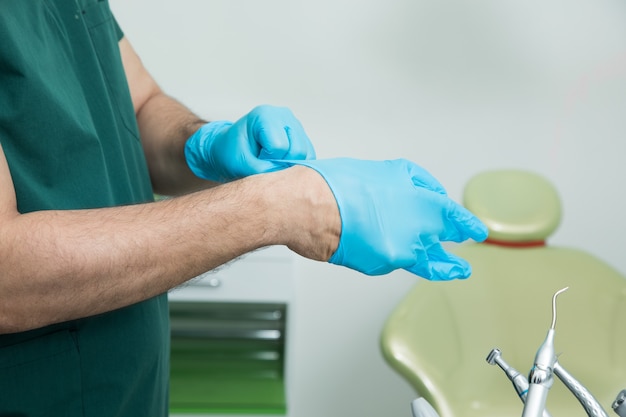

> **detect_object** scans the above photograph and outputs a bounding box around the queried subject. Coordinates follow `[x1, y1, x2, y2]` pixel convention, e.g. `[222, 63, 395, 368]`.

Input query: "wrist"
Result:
[258, 166, 340, 261]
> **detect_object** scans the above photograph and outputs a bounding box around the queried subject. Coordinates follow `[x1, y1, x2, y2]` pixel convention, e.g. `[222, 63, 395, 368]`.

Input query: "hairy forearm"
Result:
[136, 92, 211, 195]
[0, 180, 263, 333]
[0, 167, 339, 333]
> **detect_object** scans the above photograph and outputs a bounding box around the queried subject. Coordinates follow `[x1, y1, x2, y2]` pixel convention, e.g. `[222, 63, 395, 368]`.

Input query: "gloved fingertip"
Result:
[256, 128, 289, 156]
[410, 247, 473, 281]
[447, 202, 490, 242]
[453, 264, 472, 280]
[473, 221, 489, 242]
[428, 263, 472, 281]
[401, 159, 447, 195]
[462, 215, 489, 242]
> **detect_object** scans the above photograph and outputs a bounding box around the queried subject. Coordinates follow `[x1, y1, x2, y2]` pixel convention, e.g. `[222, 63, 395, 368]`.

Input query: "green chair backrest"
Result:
[381, 169, 626, 417]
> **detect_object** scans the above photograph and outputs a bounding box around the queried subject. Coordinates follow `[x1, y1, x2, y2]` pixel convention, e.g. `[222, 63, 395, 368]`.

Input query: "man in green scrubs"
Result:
[0, 1, 488, 416]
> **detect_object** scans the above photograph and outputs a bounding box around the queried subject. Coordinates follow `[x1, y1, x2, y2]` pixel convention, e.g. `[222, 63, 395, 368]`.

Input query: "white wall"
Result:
[110, 1, 626, 416]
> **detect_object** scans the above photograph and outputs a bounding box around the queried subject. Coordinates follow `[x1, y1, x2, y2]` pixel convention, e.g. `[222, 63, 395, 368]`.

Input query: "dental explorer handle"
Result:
[522, 287, 569, 417]
[522, 382, 553, 417]
[553, 362, 609, 417]
[486, 349, 552, 417]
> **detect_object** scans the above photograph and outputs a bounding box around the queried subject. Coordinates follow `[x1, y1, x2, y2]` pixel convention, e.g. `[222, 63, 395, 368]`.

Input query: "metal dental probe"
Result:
[521, 286, 569, 417]
[486, 348, 552, 417]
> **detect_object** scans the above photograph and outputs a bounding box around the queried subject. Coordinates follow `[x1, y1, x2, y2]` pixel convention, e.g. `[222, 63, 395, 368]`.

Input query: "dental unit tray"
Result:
[409, 287, 626, 417]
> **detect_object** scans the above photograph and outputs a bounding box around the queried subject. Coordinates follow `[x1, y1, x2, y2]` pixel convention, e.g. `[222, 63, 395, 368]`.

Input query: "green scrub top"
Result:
[0, 1, 169, 416]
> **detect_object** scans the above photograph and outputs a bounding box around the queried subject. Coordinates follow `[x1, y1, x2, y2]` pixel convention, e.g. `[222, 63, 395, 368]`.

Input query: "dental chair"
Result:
[381, 169, 626, 417]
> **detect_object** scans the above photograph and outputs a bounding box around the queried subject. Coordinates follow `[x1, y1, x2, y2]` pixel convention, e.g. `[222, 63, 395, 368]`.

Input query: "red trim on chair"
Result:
[483, 238, 546, 248]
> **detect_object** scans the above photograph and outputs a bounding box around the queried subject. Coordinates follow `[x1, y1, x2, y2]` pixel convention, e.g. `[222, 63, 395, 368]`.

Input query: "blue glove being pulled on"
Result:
[185, 105, 316, 182]
[279, 158, 489, 280]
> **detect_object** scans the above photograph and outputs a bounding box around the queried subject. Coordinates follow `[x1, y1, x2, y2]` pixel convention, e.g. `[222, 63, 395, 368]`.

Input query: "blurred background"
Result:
[110, 0, 626, 416]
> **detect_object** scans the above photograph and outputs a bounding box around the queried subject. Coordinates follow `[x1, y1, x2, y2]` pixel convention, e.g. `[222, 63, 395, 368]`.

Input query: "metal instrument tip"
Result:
[550, 287, 569, 329]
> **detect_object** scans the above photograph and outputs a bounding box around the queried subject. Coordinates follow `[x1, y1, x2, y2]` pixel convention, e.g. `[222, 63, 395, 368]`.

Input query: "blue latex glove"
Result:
[277, 158, 489, 279]
[185, 105, 316, 182]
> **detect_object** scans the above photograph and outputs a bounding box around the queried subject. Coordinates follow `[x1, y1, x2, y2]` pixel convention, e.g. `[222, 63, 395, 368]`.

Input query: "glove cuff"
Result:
[184, 120, 233, 181]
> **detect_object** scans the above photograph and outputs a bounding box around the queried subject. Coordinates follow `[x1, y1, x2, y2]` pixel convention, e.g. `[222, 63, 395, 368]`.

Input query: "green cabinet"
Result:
[169, 302, 287, 415]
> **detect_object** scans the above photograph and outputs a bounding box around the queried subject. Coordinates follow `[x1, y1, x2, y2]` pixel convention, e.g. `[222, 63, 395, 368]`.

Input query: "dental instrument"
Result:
[486, 348, 552, 417]
[552, 361, 608, 417]
[409, 284, 626, 417]
[486, 285, 622, 417]
[521, 286, 568, 417]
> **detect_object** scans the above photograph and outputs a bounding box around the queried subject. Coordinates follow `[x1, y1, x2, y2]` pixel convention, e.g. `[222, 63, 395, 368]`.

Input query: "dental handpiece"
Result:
[552, 361, 609, 417]
[521, 287, 569, 417]
[486, 348, 552, 417]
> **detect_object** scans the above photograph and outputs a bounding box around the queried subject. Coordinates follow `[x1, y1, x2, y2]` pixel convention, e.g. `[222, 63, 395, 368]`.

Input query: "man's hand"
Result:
[185, 105, 316, 182]
[276, 158, 489, 280]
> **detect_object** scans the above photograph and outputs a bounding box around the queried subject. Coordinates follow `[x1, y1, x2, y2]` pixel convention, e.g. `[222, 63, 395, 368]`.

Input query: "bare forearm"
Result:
[0, 167, 339, 333]
[137, 92, 211, 195]
[1, 181, 260, 333]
